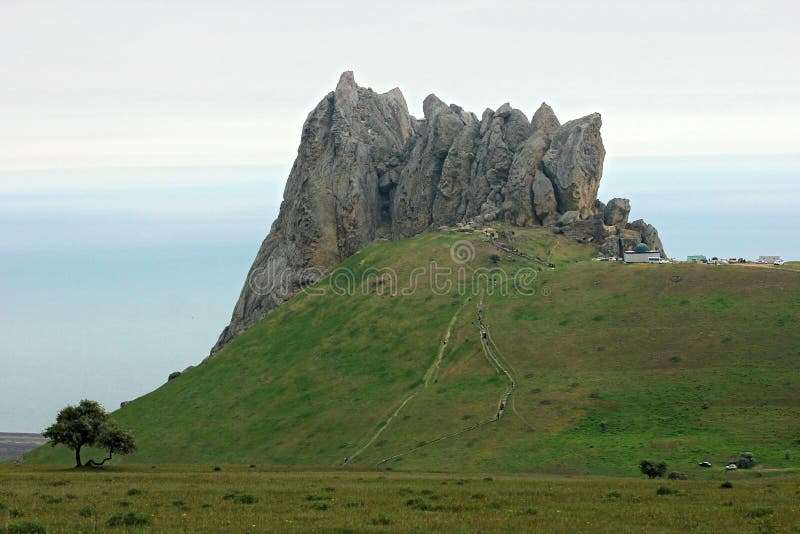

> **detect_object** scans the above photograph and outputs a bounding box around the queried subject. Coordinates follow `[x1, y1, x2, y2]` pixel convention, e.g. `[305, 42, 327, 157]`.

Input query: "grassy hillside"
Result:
[27, 227, 800, 475]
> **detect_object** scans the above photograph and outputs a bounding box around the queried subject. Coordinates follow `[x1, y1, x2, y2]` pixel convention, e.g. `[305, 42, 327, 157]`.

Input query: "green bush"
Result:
[223, 492, 257, 504]
[370, 514, 392, 525]
[106, 512, 150, 527]
[77, 506, 95, 517]
[405, 498, 429, 511]
[5, 521, 47, 534]
[639, 460, 668, 479]
[720, 481, 733, 489]
[744, 508, 773, 519]
[733, 452, 756, 469]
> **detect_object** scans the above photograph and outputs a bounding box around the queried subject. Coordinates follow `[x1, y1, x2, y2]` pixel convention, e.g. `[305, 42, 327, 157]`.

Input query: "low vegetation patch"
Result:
[223, 491, 258, 504]
[106, 512, 150, 527]
[744, 508, 774, 519]
[4, 521, 47, 534]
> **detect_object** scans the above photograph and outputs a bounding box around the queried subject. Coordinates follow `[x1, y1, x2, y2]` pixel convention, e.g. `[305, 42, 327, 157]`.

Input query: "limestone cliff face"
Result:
[211, 72, 665, 353]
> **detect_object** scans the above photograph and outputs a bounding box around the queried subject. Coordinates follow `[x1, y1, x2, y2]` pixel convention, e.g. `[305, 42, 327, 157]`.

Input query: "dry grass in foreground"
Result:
[1, 465, 799, 532]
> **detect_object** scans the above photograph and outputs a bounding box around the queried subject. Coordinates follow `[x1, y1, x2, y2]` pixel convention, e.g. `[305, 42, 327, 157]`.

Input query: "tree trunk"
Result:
[75, 446, 82, 467]
[85, 451, 113, 467]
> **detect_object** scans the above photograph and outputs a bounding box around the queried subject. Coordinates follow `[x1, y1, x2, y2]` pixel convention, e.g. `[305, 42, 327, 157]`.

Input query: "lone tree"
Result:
[43, 399, 136, 467]
[639, 460, 668, 479]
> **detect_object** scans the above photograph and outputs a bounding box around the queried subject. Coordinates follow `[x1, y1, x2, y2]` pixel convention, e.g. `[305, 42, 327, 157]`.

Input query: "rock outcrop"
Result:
[604, 198, 631, 229]
[211, 72, 665, 353]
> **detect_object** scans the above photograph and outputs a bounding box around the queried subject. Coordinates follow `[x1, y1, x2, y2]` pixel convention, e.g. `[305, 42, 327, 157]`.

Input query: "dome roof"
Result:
[634, 243, 650, 253]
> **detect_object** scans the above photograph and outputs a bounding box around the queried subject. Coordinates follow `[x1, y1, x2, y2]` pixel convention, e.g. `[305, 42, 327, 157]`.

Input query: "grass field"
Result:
[25, 227, 800, 477]
[2, 466, 799, 533]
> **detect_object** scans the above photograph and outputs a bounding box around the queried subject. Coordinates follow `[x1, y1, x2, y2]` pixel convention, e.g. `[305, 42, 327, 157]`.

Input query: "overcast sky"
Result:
[2, 0, 799, 179]
[1, 1, 799, 432]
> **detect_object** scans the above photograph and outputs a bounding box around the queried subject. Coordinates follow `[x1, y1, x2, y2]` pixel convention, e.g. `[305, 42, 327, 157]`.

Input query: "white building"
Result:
[624, 243, 663, 264]
[623, 251, 663, 263]
[757, 256, 781, 264]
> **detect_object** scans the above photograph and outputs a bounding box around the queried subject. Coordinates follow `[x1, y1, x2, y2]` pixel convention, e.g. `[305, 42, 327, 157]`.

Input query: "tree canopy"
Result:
[43, 399, 136, 467]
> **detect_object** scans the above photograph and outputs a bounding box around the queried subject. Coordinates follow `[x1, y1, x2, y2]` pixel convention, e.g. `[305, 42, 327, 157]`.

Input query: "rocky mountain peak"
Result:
[210, 72, 665, 353]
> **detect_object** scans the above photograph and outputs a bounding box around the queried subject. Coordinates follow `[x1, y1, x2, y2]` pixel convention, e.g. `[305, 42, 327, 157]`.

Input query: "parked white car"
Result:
[774, 259, 785, 266]
[725, 463, 738, 471]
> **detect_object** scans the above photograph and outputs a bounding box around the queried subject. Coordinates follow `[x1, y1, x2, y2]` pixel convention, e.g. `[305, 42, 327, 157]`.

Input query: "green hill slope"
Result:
[27, 228, 800, 475]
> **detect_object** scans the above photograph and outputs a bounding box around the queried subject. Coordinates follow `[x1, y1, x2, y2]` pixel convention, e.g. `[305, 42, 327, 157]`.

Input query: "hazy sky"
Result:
[2, 0, 799, 175]
[1, 1, 799, 432]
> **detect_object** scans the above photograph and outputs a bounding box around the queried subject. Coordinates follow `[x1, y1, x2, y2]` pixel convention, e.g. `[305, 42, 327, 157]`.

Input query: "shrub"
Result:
[5, 521, 46, 534]
[167, 371, 181, 381]
[223, 492, 257, 504]
[405, 498, 429, 511]
[78, 506, 95, 517]
[370, 514, 392, 525]
[6, 522, 45, 534]
[640, 460, 668, 479]
[126, 488, 142, 496]
[720, 481, 733, 489]
[656, 486, 678, 496]
[668, 471, 688, 480]
[734, 452, 756, 469]
[106, 512, 150, 527]
[744, 508, 773, 519]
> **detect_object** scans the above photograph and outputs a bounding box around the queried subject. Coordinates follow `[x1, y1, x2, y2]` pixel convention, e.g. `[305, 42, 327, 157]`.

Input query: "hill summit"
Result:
[212, 72, 664, 353]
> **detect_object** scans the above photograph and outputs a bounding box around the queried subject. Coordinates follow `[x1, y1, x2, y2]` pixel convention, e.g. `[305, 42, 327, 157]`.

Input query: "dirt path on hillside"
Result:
[489, 236, 550, 266]
[485, 332, 533, 429]
[476, 297, 516, 420]
[375, 297, 523, 466]
[346, 301, 466, 464]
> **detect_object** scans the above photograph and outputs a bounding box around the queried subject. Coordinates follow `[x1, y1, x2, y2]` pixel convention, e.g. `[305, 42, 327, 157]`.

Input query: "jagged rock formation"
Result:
[211, 72, 665, 353]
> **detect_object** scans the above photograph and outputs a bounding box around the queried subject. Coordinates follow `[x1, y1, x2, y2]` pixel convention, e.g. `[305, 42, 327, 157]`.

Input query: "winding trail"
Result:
[489, 236, 551, 267]
[476, 297, 516, 420]
[375, 296, 521, 465]
[346, 301, 466, 464]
